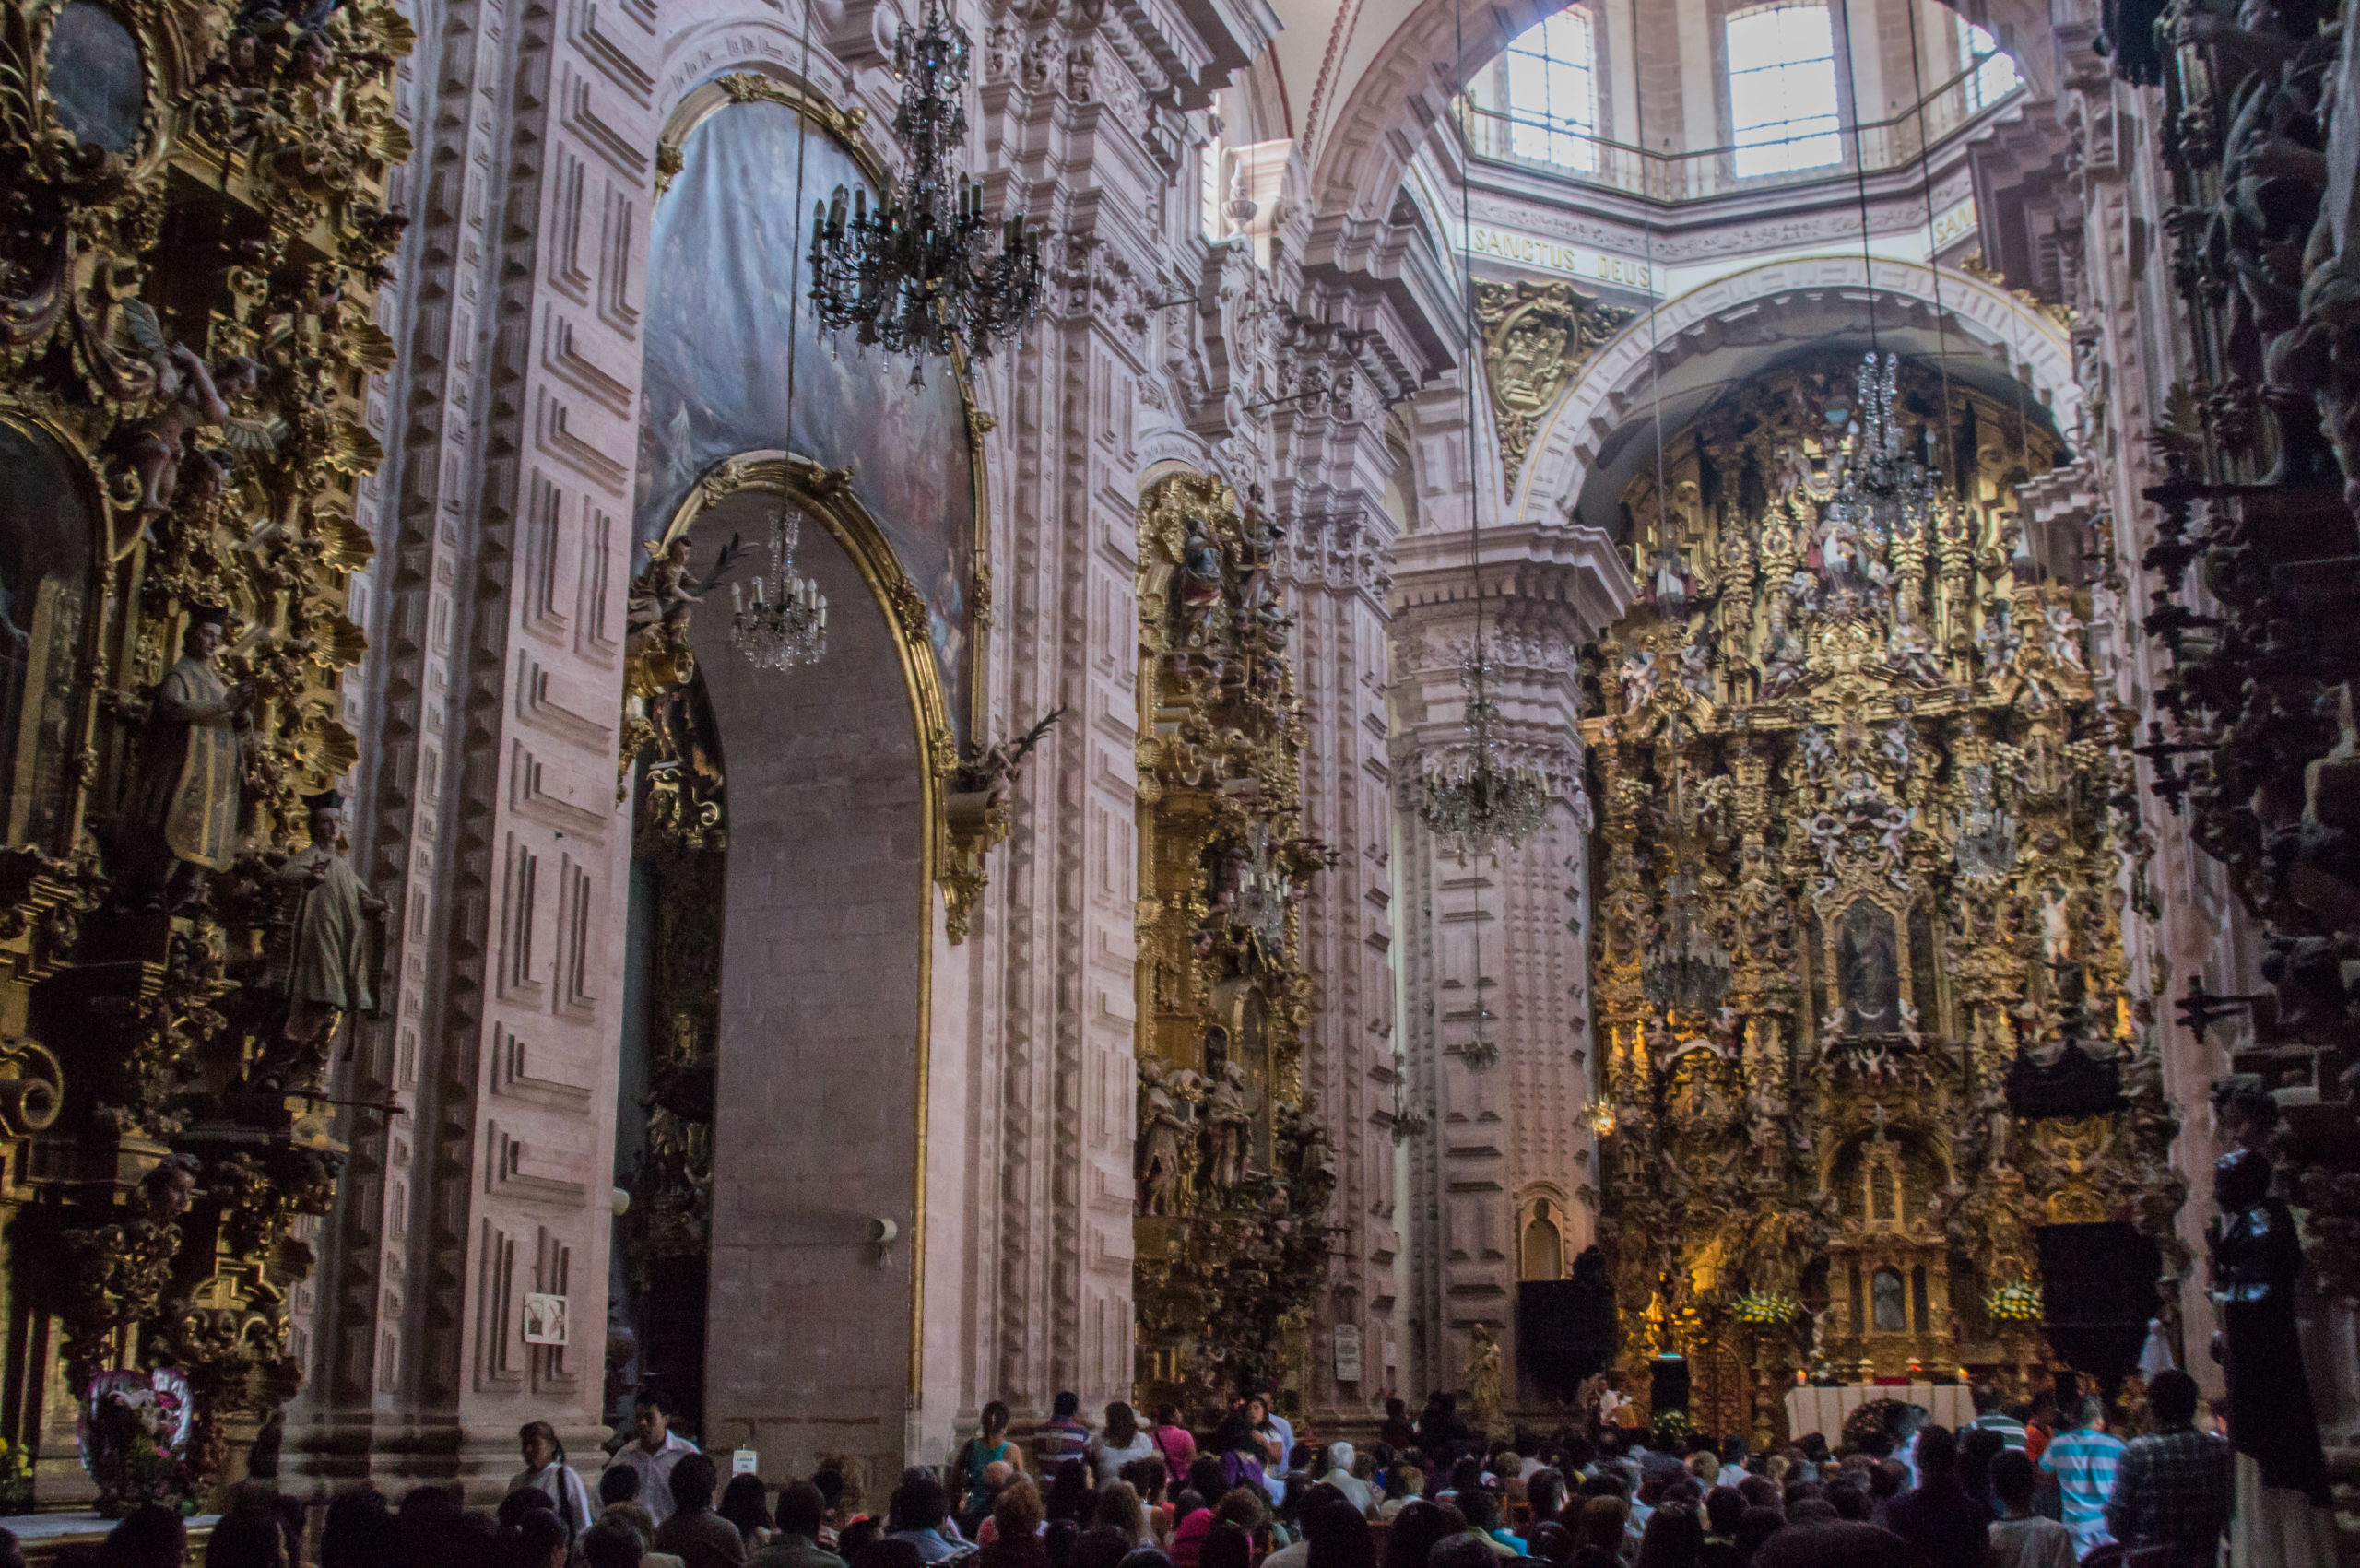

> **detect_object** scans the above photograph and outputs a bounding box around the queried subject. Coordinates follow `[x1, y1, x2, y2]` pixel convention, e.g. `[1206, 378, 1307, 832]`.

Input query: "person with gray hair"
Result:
[1319, 1444, 1372, 1514]
[2036, 1396, 2123, 1559]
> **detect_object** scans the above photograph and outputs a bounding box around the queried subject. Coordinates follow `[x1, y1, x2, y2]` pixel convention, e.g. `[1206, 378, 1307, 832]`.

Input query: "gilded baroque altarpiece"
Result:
[1131, 472, 1338, 1415]
[0, 0, 406, 1501]
[1585, 358, 2183, 1441]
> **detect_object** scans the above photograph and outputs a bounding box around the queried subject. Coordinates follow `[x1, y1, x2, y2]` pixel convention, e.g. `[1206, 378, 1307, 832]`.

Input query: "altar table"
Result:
[1784, 1383, 1974, 1439]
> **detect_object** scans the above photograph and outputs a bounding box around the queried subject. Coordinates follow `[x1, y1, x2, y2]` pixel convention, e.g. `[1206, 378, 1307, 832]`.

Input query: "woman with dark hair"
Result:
[1092, 1405, 1159, 1486]
[1093, 1480, 1153, 1550]
[1302, 1500, 1375, 1568]
[1377, 1464, 1421, 1521]
[1045, 1459, 1096, 1525]
[320, 1489, 398, 1568]
[1211, 1412, 1268, 1503]
[508, 1508, 572, 1568]
[1119, 1458, 1174, 1547]
[1151, 1407, 1198, 1485]
[720, 1474, 776, 1550]
[1634, 1503, 1703, 1568]
[1198, 1521, 1254, 1568]
[512, 1420, 596, 1539]
[1378, 1499, 1451, 1568]
[1045, 1520, 1081, 1568]
[961, 1403, 1028, 1519]
[1955, 1426, 2003, 1519]
[1068, 1525, 1136, 1568]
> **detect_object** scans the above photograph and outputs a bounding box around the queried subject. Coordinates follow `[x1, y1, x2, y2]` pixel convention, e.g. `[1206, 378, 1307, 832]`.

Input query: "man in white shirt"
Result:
[607, 1392, 701, 1525]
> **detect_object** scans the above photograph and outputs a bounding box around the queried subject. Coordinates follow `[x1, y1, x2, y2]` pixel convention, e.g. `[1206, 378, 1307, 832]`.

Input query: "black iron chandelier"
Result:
[808, 0, 1044, 378]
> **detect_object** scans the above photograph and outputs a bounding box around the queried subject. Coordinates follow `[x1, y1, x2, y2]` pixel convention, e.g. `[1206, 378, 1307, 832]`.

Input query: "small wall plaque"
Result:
[522, 1292, 569, 1346]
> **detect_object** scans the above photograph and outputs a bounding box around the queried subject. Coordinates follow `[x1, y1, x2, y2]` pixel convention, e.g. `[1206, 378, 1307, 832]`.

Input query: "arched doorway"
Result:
[615, 456, 944, 1484]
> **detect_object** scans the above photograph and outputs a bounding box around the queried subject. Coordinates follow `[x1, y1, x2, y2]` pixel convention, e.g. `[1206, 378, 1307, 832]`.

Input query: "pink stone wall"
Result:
[688, 494, 926, 1486]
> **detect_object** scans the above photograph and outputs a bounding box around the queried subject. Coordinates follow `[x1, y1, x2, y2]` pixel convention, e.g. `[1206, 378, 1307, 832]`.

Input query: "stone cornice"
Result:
[1390, 519, 1636, 643]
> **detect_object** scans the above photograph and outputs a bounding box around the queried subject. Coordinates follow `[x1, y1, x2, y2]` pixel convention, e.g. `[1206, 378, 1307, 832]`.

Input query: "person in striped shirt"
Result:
[2037, 1397, 2124, 1558]
[1968, 1385, 2028, 1452]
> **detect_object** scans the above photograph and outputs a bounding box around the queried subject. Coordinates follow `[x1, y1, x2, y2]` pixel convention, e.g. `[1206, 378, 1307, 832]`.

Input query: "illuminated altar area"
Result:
[1583, 352, 2185, 1443]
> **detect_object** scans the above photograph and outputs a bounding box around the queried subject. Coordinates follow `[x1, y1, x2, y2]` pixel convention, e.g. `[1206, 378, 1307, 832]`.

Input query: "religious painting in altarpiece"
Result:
[0, 0, 408, 1505]
[1131, 472, 1339, 1421]
[1582, 354, 2182, 1445]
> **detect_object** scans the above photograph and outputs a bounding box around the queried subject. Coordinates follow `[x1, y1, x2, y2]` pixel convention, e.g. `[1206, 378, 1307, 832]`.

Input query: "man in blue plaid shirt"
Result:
[2105, 1370, 2233, 1567]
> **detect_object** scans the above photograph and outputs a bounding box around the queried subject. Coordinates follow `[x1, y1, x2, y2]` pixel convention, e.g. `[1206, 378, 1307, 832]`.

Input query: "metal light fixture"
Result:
[730, 503, 828, 670]
[1821, 351, 1948, 548]
[807, 0, 1044, 379]
[1418, 650, 1550, 860]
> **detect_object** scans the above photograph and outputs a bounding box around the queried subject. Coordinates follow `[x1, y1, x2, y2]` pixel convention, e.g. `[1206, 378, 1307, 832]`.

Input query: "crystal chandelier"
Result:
[1823, 351, 1945, 547]
[808, 0, 1044, 377]
[1417, 650, 1550, 860]
[730, 503, 828, 670]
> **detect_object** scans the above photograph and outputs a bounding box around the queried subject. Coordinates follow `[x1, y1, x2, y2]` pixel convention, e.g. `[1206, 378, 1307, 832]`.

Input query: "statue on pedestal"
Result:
[2210, 1147, 2335, 1553]
[115, 607, 254, 909]
[1463, 1322, 1504, 1437]
[260, 790, 385, 1091]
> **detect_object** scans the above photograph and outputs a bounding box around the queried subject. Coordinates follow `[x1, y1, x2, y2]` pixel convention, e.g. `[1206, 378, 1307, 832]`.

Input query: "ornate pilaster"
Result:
[1389, 505, 1632, 1418]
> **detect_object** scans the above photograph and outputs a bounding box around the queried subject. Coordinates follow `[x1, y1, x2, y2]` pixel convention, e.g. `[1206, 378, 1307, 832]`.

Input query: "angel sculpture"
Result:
[1896, 996, 1923, 1049]
[948, 706, 1068, 812]
[112, 301, 275, 525]
[626, 531, 745, 645]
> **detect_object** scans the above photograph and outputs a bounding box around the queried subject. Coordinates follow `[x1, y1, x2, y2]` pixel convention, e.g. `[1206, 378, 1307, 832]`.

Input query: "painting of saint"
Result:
[1835, 900, 1900, 1034]
[636, 97, 978, 737]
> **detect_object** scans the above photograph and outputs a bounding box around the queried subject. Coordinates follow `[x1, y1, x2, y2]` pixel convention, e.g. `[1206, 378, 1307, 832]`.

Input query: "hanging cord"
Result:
[1632, 8, 1670, 607]
[785, 0, 815, 443]
[1453, 0, 1485, 670]
[1839, 0, 1879, 360]
[1451, 0, 1488, 1021]
[1902, 0, 1959, 487]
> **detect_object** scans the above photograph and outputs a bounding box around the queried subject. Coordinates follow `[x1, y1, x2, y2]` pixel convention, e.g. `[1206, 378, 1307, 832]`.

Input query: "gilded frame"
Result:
[0, 406, 109, 863]
[651, 67, 994, 743]
[658, 448, 946, 1409]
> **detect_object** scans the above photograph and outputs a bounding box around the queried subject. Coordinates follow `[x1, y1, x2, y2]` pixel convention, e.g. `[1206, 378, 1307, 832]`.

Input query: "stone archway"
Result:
[1305, 0, 2064, 242]
[1516, 254, 2079, 528]
[668, 463, 941, 1488]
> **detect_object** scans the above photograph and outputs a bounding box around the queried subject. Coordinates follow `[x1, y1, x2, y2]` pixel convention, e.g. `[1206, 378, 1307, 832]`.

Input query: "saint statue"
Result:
[1463, 1323, 1505, 1437]
[2209, 1148, 2335, 1534]
[1203, 1059, 1253, 1194]
[115, 606, 254, 908]
[262, 790, 386, 1091]
[1136, 1058, 1195, 1216]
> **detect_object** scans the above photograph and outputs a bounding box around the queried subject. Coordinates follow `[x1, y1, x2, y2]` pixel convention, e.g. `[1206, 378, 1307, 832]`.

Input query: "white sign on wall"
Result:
[1333, 1324, 1363, 1384]
[522, 1292, 569, 1346]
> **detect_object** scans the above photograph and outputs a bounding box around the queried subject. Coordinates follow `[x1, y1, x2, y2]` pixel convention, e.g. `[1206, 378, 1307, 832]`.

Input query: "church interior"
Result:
[4, 0, 2360, 1552]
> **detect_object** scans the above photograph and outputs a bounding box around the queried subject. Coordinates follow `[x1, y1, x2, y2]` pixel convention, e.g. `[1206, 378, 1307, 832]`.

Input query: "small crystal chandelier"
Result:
[1418, 650, 1550, 860]
[808, 0, 1044, 378]
[730, 503, 828, 670]
[1823, 351, 1946, 547]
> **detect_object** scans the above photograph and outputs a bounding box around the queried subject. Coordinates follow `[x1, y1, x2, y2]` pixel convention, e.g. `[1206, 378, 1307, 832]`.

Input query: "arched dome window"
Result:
[1726, 3, 1842, 176]
[1499, 6, 1599, 173]
[1957, 17, 2018, 111]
